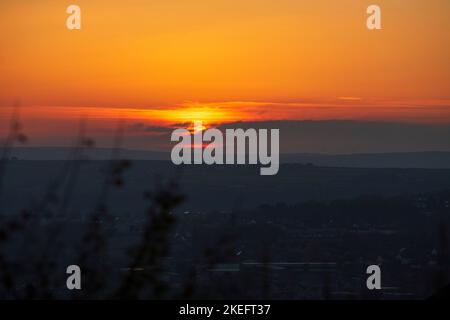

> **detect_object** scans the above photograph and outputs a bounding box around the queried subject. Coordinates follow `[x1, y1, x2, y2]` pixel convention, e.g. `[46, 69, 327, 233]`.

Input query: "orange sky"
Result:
[1, 0, 449, 143]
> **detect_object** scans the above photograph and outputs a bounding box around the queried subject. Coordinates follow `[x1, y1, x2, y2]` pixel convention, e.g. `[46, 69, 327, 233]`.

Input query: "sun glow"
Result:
[152, 105, 244, 125]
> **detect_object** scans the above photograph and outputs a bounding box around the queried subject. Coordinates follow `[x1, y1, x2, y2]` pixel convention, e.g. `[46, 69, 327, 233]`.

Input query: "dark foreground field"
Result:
[0, 161, 449, 299]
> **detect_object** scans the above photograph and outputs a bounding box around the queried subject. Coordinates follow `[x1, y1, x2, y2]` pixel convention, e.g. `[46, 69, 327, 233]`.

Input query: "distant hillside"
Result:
[282, 152, 450, 168]
[3, 161, 450, 213]
[8, 147, 450, 168]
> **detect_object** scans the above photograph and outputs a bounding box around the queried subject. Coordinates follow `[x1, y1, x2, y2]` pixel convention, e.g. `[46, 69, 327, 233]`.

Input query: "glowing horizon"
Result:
[1, 98, 450, 139]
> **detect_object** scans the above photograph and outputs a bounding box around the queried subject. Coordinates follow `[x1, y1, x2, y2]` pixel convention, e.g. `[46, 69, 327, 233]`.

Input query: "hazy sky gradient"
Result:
[0, 1, 449, 148]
